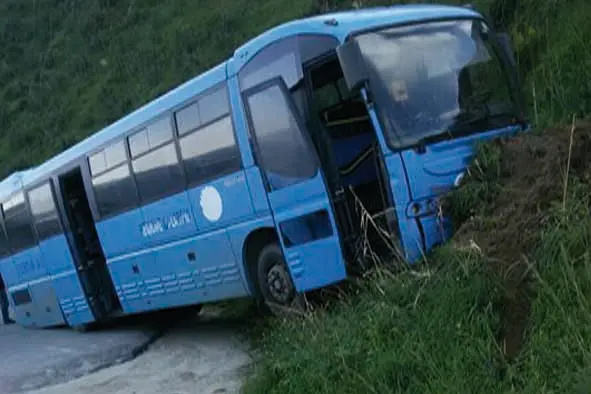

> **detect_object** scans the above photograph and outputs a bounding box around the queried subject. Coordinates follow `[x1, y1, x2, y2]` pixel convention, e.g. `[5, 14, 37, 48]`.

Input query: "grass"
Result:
[2, 0, 590, 178]
[243, 254, 507, 393]
[239, 2, 591, 392]
[243, 146, 591, 394]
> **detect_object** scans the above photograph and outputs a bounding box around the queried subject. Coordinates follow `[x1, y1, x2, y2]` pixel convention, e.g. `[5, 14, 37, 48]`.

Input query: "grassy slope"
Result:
[2, 0, 590, 178]
[2, 0, 591, 393]
[242, 1, 591, 393]
[0, 0, 316, 177]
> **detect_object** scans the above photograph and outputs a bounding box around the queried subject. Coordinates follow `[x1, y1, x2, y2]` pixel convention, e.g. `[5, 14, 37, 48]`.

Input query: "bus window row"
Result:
[89, 83, 242, 219]
[0, 182, 62, 259]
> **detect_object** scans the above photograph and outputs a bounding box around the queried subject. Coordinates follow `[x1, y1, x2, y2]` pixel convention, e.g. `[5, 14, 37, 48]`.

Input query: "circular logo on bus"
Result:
[200, 186, 223, 222]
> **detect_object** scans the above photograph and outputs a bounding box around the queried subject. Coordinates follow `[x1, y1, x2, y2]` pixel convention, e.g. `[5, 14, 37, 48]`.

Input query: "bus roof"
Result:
[229, 4, 480, 72]
[1, 3, 480, 201]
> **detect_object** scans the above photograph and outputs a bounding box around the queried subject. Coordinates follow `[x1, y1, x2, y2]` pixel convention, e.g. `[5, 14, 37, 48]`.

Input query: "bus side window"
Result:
[28, 183, 62, 241]
[3, 193, 36, 254]
[90, 140, 139, 218]
[0, 208, 10, 258]
[244, 78, 318, 190]
[129, 116, 185, 202]
[174, 84, 242, 187]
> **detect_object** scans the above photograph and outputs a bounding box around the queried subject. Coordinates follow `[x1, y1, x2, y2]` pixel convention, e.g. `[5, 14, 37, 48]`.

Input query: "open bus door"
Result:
[242, 77, 348, 293]
[57, 167, 120, 325]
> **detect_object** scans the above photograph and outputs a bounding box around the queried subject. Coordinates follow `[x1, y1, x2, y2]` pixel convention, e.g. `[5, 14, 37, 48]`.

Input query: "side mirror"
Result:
[336, 39, 369, 92]
[496, 32, 516, 67]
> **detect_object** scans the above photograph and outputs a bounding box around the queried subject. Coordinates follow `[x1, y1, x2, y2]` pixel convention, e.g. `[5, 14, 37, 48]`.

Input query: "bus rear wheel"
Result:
[256, 243, 305, 317]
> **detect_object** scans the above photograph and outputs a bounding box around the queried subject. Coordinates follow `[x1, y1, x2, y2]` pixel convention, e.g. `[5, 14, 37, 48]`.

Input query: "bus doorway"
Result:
[303, 55, 403, 267]
[58, 168, 120, 323]
[0, 273, 13, 325]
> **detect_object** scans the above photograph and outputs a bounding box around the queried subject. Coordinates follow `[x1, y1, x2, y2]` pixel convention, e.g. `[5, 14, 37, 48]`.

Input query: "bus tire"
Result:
[256, 242, 305, 317]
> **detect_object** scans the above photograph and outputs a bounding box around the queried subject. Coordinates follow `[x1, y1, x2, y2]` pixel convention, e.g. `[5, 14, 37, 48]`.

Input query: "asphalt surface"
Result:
[0, 315, 163, 394]
[24, 315, 252, 394]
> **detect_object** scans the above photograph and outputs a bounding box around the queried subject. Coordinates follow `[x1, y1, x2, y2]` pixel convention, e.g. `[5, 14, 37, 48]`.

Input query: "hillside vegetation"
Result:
[1, 0, 590, 177]
[2, 0, 591, 393]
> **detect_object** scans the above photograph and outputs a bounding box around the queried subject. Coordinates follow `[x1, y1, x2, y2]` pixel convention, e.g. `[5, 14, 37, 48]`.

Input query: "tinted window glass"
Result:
[11, 288, 32, 305]
[132, 143, 184, 201]
[175, 102, 201, 136]
[239, 35, 339, 92]
[147, 117, 173, 148]
[128, 128, 149, 158]
[28, 184, 56, 219]
[129, 117, 174, 159]
[179, 116, 241, 185]
[89, 151, 107, 175]
[246, 82, 317, 189]
[92, 164, 138, 217]
[175, 86, 230, 136]
[198, 87, 229, 125]
[34, 217, 62, 241]
[0, 223, 10, 258]
[28, 183, 62, 241]
[3, 193, 25, 219]
[89, 140, 127, 175]
[3, 193, 36, 253]
[241, 48, 301, 91]
[105, 141, 127, 168]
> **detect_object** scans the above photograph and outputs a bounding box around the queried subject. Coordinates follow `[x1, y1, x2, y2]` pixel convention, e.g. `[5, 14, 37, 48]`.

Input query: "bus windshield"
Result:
[355, 19, 520, 148]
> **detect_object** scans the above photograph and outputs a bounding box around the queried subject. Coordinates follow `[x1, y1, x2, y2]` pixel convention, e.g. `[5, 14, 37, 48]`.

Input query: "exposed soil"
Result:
[451, 121, 591, 360]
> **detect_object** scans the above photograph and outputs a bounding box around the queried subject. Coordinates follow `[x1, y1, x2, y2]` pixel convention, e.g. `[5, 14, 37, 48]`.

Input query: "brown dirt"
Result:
[451, 120, 591, 360]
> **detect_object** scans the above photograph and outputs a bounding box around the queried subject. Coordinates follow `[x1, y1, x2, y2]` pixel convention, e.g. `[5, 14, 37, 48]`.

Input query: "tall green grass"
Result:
[243, 252, 507, 393]
[243, 164, 591, 394]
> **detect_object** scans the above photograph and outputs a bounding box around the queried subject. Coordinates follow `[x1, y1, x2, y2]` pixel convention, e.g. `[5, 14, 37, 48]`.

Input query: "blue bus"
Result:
[0, 4, 528, 329]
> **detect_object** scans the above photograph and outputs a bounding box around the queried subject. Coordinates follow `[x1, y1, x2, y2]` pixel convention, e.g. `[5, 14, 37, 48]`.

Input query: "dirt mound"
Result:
[451, 120, 591, 359]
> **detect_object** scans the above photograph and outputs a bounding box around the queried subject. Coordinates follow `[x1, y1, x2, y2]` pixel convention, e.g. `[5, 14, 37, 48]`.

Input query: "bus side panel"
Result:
[96, 208, 151, 314]
[139, 191, 198, 248]
[0, 257, 17, 323]
[186, 172, 255, 234]
[146, 228, 248, 310]
[109, 252, 156, 314]
[6, 284, 38, 327]
[135, 190, 200, 310]
[38, 235, 94, 326]
[9, 248, 64, 328]
[227, 215, 277, 296]
[96, 209, 146, 259]
[382, 153, 426, 262]
[136, 172, 255, 310]
[0, 256, 17, 288]
[28, 276, 66, 327]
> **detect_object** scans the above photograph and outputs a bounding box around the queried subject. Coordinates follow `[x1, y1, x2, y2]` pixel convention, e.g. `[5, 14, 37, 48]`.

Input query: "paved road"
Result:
[22, 313, 252, 394]
[0, 316, 163, 394]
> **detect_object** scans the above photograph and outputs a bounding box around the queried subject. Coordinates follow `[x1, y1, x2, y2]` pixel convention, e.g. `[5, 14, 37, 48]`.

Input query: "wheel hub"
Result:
[266, 263, 293, 303]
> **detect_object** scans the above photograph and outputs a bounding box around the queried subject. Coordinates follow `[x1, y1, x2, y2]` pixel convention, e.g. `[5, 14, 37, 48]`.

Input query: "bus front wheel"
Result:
[256, 243, 305, 316]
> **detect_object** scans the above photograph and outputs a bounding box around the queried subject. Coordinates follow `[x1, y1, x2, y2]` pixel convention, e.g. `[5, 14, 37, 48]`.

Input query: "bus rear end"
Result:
[336, 9, 528, 262]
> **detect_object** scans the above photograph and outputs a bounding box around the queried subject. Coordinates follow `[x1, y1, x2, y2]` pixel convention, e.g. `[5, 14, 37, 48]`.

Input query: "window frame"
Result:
[26, 181, 64, 243]
[0, 207, 11, 259]
[88, 138, 140, 220]
[238, 34, 340, 93]
[128, 115, 187, 205]
[241, 76, 320, 192]
[2, 192, 38, 255]
[86, 81, 244, 219]
[173, 83, 243, 188]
